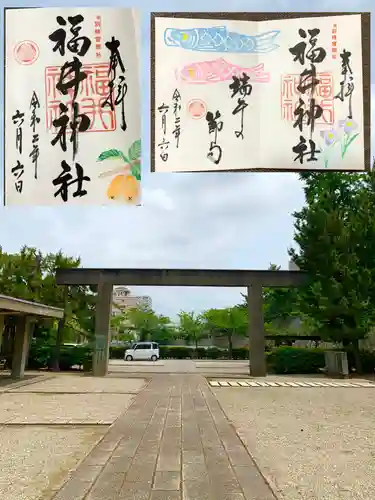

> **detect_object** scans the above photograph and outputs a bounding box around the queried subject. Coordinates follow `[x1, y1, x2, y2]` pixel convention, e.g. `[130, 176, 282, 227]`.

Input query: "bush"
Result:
[160, 346, 194, 359]
[110, 346, 126, 359]
[267, 347, 325, 374]
[231, 347, 249, 360]
[344, 348, 375, 373]
[27, 342, 53, 369]
[205, 347, 227, 359]
[27, 342, 92, 371]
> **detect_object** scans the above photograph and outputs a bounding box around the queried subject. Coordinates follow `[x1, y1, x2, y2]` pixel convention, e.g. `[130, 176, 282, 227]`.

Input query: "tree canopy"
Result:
[0, 245, 95, 346]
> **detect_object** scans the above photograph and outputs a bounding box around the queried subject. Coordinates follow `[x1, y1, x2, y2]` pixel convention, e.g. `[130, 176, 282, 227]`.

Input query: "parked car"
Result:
[124, 342, 159, 361]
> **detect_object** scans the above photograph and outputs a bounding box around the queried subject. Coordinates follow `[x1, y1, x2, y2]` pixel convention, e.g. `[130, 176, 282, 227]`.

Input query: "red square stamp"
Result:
[281, 72, 335, 125]
[45, 63, 116, 133]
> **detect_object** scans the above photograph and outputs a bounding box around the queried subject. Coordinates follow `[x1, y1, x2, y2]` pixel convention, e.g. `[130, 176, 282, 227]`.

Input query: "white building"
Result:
[111, 286, 152, 316]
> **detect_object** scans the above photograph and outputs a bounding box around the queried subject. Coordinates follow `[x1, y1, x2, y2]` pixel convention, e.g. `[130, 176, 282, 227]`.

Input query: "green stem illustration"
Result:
[341, 133, 359, 159]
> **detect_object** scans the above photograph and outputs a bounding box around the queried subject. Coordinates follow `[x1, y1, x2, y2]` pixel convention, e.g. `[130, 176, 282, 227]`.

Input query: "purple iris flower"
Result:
[338, 119, 358, 135]
[320, 129, 337, 146]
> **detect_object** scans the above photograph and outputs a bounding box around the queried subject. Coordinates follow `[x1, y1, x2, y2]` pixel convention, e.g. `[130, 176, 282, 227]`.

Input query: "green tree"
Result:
[126, 305, 172, 342]
[289, 171, 375, 372]
[0, 246, 95, 369]
[178, 311, 206, 352]
[110, 312, 136, 343]
[203, 306, 247, 358]
[239, 263, 301, 334]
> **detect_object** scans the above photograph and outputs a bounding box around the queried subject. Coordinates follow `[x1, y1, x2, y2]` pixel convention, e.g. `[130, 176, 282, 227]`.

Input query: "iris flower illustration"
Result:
[319, 118, 360, 167]
[338, 119, 359, 158]
[320, 129, 337, 146]
[338, 118, 358, 135]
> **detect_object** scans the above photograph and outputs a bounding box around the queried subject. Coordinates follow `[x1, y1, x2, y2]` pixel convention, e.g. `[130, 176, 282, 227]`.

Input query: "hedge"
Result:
[111, 344, 375, 374]
[267, 347, 326, 374]
[110, 345, 251, 360]
[27, 342, 92, 371]
[25, 342, 375, 375]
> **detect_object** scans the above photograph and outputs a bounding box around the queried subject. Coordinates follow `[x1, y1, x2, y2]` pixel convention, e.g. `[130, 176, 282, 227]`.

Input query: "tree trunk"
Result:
[139, 330, 148, 341]
[195, 338, 198, 358]
[51, 317, 64, 371]
[352, 338, 362, 375]
[228, 333, 233, 359]
[51, 286, 68, 371]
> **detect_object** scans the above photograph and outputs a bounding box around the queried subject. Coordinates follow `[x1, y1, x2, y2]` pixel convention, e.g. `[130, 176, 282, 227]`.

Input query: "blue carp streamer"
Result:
[164, 26, 280, 53]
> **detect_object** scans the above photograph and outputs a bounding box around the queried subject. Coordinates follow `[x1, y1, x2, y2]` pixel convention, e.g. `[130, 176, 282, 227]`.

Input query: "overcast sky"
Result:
[0, 0, 373, 319]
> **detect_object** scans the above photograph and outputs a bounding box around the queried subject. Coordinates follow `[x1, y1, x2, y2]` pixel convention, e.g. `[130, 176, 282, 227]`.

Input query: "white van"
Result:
[124, 342, 159, 361]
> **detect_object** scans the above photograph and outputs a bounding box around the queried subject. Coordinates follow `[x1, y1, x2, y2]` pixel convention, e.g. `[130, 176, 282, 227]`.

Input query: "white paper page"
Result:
[154, 17, 279, 172]
[5, 7, 141, 206]
[257, 14, 364, 171]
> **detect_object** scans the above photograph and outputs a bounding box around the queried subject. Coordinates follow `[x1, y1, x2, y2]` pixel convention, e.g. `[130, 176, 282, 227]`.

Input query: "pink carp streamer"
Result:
[177, 58, 271, 84]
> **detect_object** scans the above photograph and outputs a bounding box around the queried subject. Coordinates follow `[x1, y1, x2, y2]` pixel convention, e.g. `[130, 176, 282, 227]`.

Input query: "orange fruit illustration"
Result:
[107, 175, 140, 204]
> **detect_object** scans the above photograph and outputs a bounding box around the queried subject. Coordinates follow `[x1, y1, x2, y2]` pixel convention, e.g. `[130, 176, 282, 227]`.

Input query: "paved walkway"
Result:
[51, 374, 276, 500]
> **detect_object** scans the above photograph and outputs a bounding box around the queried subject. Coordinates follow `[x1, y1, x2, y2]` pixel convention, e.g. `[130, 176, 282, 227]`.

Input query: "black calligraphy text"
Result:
[206, 110, 223, 165]
[157, 103, 170, 162]
[334, 49, 354, 119]
[289, 28, 326, 164]
[229, 72, 252, 140]
[172, 89, 181, 149]
[102, 36, 127, 132]
[29, 91, 40, 179]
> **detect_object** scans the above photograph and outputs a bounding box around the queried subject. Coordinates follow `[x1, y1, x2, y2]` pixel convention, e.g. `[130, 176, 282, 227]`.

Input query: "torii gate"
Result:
[55, 268, 307, 377]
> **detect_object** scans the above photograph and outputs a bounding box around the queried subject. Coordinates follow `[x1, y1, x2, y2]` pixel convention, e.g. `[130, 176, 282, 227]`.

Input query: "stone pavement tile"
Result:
[182, 460, 208, 481]
[71, 465, 103, 482]
[157, 418, 181, 472]
[182, 450, 205, 464]
[81, 448, 113, 466]
[85, 472, 125, 500]
[126, 459, 156, 484]
[157, 449, 181, 472]
[118, 482, 150, 500]
[233, 465, 276, 500]
[99, 433, 123, 452]
[208, 465, 243, 494]
[183, 479, 210, 500]
[113, 435, 145, 457]
[153, 471, 181, 490]
[215, 494, 245, 500]
[102, 455, 132, 475]
[150, 491, 181, 500]
[52, 478, 92, 500]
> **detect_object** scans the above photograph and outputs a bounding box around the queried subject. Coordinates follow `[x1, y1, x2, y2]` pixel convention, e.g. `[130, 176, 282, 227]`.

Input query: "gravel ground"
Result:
[213, 384, 375, 500]
[0, 425, 105, 500]
[0, 393, 135, 424]
[11, 374, 147, 394]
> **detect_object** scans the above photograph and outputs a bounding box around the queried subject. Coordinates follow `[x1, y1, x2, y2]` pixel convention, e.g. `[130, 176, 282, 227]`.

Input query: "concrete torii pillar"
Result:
[247, 283, 267, 377]
[12, 315, 32, 379]
[92, 281, 113, 377]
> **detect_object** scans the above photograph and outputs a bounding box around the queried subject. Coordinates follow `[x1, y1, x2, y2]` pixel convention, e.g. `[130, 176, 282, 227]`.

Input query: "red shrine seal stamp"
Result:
[14, 40, 39, 65]
[187, 99, 207, 120]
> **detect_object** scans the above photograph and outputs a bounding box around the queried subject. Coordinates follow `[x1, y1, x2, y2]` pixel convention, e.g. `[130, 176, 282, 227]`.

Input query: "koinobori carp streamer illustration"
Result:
[177, 58, 271, 84]
[164, 26, 280, 53]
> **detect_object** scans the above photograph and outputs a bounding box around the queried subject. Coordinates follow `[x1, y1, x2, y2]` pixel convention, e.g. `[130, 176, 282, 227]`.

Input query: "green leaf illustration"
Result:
[131, 161, 141, 181]
[97, 149, 129, 163]
[346, 132, 359, 149]
[128, 139, 141, 161]
[342, 133, 360, 159]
